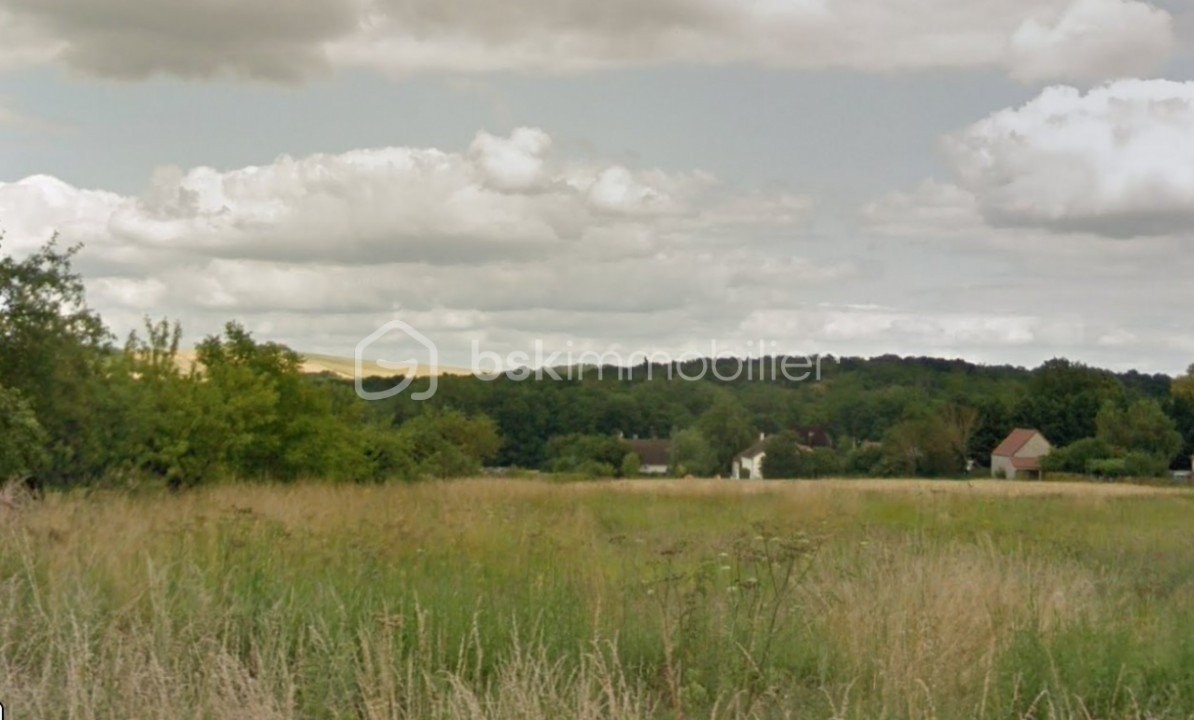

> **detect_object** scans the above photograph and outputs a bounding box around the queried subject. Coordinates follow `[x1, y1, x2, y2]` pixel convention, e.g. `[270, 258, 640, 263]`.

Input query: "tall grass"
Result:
[1, 479, 1191, 719]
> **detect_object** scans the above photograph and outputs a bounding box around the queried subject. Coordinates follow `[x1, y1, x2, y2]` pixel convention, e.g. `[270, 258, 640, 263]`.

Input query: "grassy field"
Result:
[1, 479, 1192, 720]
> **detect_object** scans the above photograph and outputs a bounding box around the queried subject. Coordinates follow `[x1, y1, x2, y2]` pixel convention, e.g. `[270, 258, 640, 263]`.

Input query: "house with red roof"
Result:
[990, 428, 1052, 480]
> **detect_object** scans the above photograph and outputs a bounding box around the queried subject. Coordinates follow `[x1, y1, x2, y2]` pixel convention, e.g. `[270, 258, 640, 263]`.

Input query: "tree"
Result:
[545, 433, 631, 477]
[110, 318, 219, 487]
[1095, 398, 1182, 463]
[881, 415, 962, 477]
[0, 237, 112, 483]
[1170, 364, 1194, 466]
[0, 384, 48, 480]
[695, 395, 755, 474]
[1016, 359, 1124, 447]
[761, 432, 840, 478]
[1042, 437, 1117, 474]
[195, 322, 374, 482]
[760, 432, 805, 478]
[395, 408, 501, 479]
[939, 403, 980, 467]
[669, 428, 718, 477]
[620, 452, 642, 478]
[1171, 364, 1194, 404]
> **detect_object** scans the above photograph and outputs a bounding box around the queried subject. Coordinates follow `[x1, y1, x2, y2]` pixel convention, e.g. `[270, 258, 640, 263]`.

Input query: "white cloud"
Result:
[0, 0, 1173, 84]
[943, 79, 1194, 237]
[468, 127, 553, 193]
[0, 175, 123, 253]
[0, 128, 842, 363]
[5, 125, 1193, 374]
[1008, 0, 1173, 83]
[0, 129, 736, 266]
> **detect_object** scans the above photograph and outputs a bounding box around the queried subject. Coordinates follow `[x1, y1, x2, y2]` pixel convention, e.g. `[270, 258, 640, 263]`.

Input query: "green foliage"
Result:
[1016, 358, 1125, 448]
[392, 408, 501, 479]
[669, 428, 719, 477]
[1043, 437, 1117, 474]
[695, 395, 756, 474]
[546, 433, 632, 477]
[8, 236, 1194, 487]
[881, 413, 965, 477]
[194, 322, 376, 482]
[1122, 451, 1171, 478]
[0, 384, 48, 479]
[0, 237, 112, 482]
[620, 452, 642, 478]
[760, 432, 840, 479]
[109, 318, 220, 487]
[1090, 452, 1169, 479]
[842, 442, 884, 476]
[1096, 398, 1182, 463]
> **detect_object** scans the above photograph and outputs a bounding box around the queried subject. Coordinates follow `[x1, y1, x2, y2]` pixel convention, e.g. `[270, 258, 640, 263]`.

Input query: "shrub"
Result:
[762, 433, 841, 478]
[1042, 437, 1116, 474]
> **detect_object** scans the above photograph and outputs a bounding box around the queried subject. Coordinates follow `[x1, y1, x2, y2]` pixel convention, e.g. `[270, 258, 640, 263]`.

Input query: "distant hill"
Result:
[172, 350, 471, 379]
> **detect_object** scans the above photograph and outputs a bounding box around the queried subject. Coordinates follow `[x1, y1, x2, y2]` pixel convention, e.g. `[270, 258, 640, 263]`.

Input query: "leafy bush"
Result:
[0, 384, 48, 479]
[1085, 454, 1166, 479]
[1042, 437, 1116, 474]
[547, 433, 633, 476]
[669, 428, 718, 477]
[620, 452, 642, 478]
[1122, 451, 1170, 478]
[392, 408, 502, 480]
[842, 443, 884, 476]
[761, 433, 840, 478]
[1096, 398, 1182, 462]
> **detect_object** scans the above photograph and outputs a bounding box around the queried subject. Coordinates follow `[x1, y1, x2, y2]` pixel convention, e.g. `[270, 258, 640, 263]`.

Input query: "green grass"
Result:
[1, 479, 1192, 719]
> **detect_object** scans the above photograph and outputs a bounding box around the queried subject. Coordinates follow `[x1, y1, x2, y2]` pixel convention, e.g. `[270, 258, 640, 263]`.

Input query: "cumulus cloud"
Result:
[0, 175, 122, 253]
[0, 128, 843, 363]
[469, 128, 553, 193]
[1008, 0, 1173, 83]
[0, 129, 736, 266]
[0, 0, 1173, 83]
[943, 79, 1194, 238]
[6, 125, 1192, 373]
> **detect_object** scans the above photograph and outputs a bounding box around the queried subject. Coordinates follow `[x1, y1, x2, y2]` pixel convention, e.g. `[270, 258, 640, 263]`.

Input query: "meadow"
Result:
[1, 479, 1192, 720]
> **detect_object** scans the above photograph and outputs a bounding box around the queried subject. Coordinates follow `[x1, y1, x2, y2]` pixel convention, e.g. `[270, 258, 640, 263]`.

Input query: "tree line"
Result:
[3, 238, 1193, 488]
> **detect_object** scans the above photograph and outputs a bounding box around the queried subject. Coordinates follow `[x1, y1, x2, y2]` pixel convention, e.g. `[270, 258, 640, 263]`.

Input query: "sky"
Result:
[1, 0, 1194, 374]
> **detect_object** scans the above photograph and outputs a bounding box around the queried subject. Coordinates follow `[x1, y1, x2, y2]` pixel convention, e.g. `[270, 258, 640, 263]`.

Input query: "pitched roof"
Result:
[734, 440, 768, 460]
[992, 428, 1044, 458]
[625, 438, 671, 466]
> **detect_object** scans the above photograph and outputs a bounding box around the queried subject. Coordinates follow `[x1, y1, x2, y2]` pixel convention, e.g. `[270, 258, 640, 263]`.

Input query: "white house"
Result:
[990, 428, 1052, 480]
[732, 435, 768, 479]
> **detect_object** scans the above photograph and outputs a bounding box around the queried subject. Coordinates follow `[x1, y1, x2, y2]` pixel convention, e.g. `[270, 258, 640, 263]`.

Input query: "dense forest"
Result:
[3, 238, 1193, 488]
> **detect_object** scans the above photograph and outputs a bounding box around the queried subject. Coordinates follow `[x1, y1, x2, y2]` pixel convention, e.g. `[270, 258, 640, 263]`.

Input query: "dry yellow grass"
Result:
[606, 477, 1190, 498]
[1, 478, 1191, 719]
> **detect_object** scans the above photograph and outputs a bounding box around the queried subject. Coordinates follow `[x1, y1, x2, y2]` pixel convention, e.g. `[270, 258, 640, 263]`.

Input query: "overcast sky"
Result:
[2, 0, 1194, 374]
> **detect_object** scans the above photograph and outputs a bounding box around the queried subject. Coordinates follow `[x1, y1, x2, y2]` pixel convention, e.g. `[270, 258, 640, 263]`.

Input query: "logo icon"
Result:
[355, 320, 438, 401]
